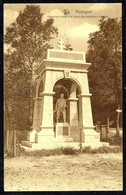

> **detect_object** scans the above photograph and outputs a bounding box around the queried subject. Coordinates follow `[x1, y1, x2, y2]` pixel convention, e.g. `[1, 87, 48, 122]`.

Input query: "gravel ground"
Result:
[4, 153, 123, 191]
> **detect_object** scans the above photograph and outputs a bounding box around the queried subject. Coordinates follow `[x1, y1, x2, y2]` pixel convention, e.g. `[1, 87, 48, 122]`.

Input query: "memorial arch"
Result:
[27, 47, 100, 145]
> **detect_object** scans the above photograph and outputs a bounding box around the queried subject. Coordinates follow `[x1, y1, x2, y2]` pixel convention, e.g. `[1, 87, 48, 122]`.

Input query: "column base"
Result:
[36, 127, 55, 143]
[70, 126, 84, 142]
[83, 128, 100, 143]
[27, 129, 37, 143]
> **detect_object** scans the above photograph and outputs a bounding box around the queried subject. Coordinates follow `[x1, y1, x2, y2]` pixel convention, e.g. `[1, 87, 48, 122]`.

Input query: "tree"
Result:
[65, 38, 73, 51]
[4, 5, 58, 133]
[86, 17, 122, 135]
[65, 43, 73, 51]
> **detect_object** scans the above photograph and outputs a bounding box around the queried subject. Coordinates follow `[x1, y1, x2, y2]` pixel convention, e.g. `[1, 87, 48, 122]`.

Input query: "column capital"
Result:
[40, 91, 55, 96]
[33, 97, 42, 101]
[67, 97, 79, 101]
[78, 93, 92, 98]
[35, 97, 43, 99]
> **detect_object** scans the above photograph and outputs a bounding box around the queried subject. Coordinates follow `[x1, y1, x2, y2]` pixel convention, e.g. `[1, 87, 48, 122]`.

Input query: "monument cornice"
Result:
[44, 67, 88, 73]
[40, 91, 55, 96]
[36, 67, 88, 78]
[44, 59, 91, 65]
[78, 93, 92, 98]
[36, 60, 90, 75]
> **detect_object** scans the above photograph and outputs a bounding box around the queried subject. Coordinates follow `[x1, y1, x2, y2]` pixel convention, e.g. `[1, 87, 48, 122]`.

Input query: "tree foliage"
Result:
[5, 5, 58, 69]
[65, 43, 73, 51]
[86, 17, 122, 125]
[4, 5, 58, 131]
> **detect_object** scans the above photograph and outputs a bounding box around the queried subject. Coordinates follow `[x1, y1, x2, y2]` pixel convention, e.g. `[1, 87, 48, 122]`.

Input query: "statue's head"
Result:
[60, 93, 64, 98]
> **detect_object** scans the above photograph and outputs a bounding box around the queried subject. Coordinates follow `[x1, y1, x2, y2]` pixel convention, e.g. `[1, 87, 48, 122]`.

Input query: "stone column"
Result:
[69, 83, 78, 125]
[69, 98, 78, 126]
[78, 93, 93, 127]
[32, 97, 43, 131]
[78, 93, 100, 144]
[68, 97, 79, 142]
[28, 97, 42, 143]
[36, 91, 55, 143]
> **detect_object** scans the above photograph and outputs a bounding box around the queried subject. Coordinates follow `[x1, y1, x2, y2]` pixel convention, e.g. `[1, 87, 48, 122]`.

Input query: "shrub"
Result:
[61, 147, 78, 155]
[82, 146, 92, 153]
[7, 145, 122, 158]
[22, 148, 62, 157]
[109, 135, 122, 146]
[16, 130, 29, 142]
[82, 145, 122, 154]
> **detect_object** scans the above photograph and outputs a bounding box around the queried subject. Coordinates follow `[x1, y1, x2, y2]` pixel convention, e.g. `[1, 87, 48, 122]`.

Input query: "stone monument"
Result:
[27, 39, 100, 146]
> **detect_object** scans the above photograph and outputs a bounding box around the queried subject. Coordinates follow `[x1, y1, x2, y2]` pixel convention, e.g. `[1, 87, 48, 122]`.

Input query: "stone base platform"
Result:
[84, 129, 100, 143]
[21, 140, 109, 151]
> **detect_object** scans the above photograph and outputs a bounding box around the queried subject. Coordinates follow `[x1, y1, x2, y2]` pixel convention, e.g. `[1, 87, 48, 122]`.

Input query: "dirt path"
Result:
[4, 153, 123, 191]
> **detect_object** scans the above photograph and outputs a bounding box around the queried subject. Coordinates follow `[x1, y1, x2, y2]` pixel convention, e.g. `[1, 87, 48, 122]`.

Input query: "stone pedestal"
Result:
[56, 123, 70, 137]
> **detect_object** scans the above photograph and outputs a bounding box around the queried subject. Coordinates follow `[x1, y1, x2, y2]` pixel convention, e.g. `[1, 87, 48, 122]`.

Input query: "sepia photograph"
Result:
[4, 3, 122, 191]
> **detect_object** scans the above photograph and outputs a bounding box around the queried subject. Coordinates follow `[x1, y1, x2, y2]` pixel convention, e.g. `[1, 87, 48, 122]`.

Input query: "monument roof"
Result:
[36, 49, 91, 75]
[39, 49, 86, 63]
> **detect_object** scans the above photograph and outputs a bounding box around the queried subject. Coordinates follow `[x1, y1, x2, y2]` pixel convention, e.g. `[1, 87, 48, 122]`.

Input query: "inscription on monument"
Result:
[49, 51, 84, 61]
[63, 127, 69, 135]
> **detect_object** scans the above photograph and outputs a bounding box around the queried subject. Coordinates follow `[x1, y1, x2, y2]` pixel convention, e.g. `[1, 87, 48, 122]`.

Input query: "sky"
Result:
[4, 3, 122, 53]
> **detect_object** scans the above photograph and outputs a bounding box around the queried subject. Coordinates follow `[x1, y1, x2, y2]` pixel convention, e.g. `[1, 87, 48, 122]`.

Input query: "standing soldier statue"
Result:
[54, 93, 67, 123]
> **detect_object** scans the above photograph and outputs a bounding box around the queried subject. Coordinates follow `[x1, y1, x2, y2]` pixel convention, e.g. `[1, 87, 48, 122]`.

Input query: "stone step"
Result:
[20, 145, 34, 151]
[20, 141, 111, 151]
[84, 142, 109, 148]
[55, 136, 74, 143]
[21, 141, 32, 148]
[65, 137, 74, 142]
[21, 136, 74, 149]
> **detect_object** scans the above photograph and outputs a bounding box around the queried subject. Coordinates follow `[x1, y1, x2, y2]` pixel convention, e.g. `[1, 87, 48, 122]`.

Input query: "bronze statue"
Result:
[54, 93, 66, 123]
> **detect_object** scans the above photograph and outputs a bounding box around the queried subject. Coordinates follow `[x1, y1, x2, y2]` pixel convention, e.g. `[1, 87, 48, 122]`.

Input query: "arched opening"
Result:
[53, 78, 81, 124]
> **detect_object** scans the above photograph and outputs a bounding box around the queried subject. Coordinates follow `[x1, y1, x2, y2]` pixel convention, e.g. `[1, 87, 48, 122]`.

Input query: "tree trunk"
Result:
[80, 125, 83, 153]
[4, 98, 11, 153]
[116, 104, 120, 136]
[100, 124, 102, 141]
[106, 116, 109, 140]
[13, 130, 16, 157]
